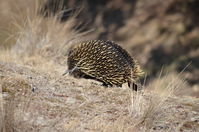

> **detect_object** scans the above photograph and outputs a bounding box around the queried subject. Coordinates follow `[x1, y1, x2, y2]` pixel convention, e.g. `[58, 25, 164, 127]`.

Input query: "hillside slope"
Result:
[1, 61, 199, 131]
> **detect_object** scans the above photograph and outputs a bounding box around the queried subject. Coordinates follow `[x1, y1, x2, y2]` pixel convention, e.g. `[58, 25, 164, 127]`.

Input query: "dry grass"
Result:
[0, 0, 198, 132]
[0, 0, 93, 74]
[1, 63, 198, 131]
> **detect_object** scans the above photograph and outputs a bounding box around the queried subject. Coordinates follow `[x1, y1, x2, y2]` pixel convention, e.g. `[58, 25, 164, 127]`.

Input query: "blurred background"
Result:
[0, 0, 198, 97]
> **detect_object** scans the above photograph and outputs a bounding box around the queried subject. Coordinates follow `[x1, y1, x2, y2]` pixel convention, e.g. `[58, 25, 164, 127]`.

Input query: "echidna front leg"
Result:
[102, 82, 112, 87]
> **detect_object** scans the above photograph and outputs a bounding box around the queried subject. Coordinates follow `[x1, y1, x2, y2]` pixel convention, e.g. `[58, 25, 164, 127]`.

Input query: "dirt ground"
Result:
[1, 61, 199, 131]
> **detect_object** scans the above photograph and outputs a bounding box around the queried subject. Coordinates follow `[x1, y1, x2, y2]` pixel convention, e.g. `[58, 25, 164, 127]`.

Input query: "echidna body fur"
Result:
[67, 40, 143, 90]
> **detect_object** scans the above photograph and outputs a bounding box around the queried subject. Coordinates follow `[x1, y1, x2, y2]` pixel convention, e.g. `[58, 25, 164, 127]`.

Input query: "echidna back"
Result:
[67, 40, 138, 87]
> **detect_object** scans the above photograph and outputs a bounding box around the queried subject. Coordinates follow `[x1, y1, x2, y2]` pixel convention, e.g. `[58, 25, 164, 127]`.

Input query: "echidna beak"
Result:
[62, 70, 69, 76]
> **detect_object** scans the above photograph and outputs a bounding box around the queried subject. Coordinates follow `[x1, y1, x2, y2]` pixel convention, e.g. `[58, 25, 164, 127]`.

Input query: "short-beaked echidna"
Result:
[66, 40, 143, 90]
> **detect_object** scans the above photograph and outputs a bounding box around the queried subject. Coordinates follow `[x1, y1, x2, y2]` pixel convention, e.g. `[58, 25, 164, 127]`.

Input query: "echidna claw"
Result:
[128, 82, 142, 91]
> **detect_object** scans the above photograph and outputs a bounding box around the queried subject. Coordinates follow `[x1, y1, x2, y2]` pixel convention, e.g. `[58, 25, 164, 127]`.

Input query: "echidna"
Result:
[66, 40, 143, 90]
